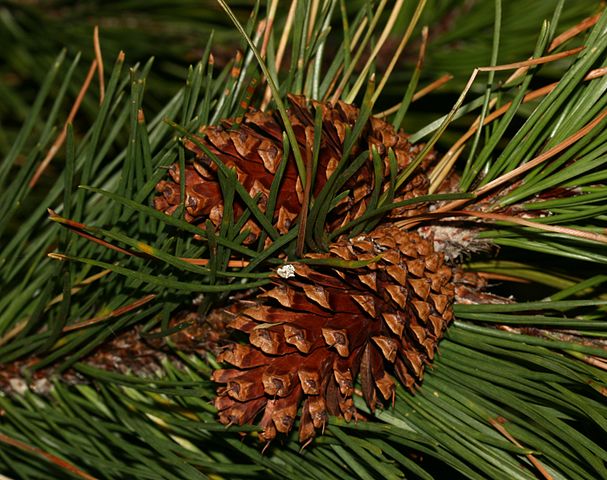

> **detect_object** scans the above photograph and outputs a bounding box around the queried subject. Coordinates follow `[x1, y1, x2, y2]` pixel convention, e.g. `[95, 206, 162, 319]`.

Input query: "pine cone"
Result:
[212, 225, 485, 444]
[154, 95, 433, 242]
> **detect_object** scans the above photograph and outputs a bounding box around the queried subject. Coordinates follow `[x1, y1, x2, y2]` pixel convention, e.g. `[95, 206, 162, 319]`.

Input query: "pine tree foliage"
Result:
[1, 1, 606, 479]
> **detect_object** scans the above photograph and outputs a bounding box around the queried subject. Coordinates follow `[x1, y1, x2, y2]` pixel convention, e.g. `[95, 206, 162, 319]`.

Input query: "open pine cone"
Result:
[212, 226, 489, 444]
[154, 95, 434, 242]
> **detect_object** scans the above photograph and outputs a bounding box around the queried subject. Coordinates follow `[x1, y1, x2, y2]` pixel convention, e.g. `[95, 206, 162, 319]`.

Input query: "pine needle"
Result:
[93, 26, 105, 104]
[0, 432, 98, 480]
[29, 60, 97, 188]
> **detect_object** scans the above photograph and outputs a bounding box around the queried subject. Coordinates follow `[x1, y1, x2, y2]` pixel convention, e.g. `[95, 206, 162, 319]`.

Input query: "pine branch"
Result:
[1, 1, 606, 479]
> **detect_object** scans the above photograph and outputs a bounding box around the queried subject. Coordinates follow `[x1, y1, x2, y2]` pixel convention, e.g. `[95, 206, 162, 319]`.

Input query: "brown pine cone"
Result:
[211, 225, 485, 444]
[154, 95, 433, 242]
